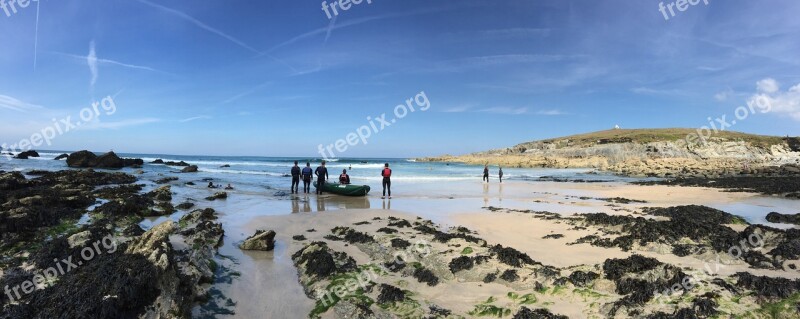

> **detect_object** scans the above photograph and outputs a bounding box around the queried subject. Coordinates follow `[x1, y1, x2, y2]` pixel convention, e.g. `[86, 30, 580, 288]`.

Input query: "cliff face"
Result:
[421, 129, 800, 177]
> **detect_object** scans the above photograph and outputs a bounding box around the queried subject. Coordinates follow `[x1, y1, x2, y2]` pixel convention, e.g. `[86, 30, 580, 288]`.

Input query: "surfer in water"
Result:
[483, 164, 489, 183]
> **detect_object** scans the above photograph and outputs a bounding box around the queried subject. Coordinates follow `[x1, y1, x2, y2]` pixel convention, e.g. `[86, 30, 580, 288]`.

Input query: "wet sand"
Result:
[179, 180, 800, 317]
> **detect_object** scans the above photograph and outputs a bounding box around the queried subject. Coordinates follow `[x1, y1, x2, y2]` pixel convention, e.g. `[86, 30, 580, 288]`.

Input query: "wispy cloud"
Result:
[135, 0, 259, 54]
[79, 118, 161, 130]
[50, 51, 171, 75]
[88, 41, 98, 88]
[536, 109, 567, 116]
[265, 7, 445, 53]
[476, 28, 551, 38]
[179, 115, 212, 123]
[222, 81, 272, 104]
[441, 105, 473, 113]
[714, 88, 734, 101]
[477, 107, 528, 115]
[630, 87, 683, 95]
[0, 95, 45, 112]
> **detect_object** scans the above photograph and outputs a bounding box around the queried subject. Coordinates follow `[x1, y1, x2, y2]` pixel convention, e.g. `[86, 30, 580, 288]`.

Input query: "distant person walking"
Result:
[381, 163, 392, 199]
[499, 167, 504, 183]
[290, 161, 301, 194]
[302, 162, 313, 193]
[315, 161, 329, 195]
[483, 164, 489, 183]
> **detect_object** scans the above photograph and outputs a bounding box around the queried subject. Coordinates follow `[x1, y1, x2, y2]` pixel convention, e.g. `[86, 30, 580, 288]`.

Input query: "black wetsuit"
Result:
[302, 167, 313, 193]
[315, 166, 328, 194]
[499, 169, 504, 183]
[483, 168, 489, 182]
[290, 166, 301, 193]
[382, 168, 392, 197]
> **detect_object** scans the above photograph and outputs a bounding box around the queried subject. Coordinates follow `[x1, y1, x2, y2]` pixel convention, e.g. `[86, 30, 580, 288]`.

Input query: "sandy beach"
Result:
[183, 179, 800, 318]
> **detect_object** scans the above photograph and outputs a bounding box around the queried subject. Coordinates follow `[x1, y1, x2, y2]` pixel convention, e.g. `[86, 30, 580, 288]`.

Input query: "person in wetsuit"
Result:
[302, 162, 313, 193]
[315, 161, 329, 195]
[339, 169, 351, 184]
[290, 161, 301, 194]
[499, 167, 504, 183]
[483, 165, 489, 183]
[381, 163, 392, 199]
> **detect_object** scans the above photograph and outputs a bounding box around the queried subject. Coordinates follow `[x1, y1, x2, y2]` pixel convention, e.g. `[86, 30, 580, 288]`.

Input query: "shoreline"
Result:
[2, 155, 800, 318]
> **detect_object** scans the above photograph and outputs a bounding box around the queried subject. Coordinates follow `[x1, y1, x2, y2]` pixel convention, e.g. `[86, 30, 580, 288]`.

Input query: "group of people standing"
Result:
[483, 164, 504, 183]
[289, 161, 393, 199]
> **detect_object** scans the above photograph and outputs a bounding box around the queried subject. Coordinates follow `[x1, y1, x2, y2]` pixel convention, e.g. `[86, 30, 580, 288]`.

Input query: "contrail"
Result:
[134, 0, 259, 54]
[33, 0, 41, 71]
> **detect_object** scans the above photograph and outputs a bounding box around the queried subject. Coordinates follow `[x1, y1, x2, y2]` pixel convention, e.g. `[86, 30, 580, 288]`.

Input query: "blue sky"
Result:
[1, 0, 799, 157]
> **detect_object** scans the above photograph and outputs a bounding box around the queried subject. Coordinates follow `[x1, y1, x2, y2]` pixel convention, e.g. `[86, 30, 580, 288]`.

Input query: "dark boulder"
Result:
[13, 150, 40, 159]
[66, 150, 144, 169]
[181, 165, 199, 173]
[54, 153, 69, 160]
[66, 150, 98, 167]
[93, 151, 125, 169]
[766, 212, 800, 225]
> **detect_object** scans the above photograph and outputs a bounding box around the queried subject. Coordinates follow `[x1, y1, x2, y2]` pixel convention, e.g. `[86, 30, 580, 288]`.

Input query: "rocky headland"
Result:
[420, 129, 800, 179]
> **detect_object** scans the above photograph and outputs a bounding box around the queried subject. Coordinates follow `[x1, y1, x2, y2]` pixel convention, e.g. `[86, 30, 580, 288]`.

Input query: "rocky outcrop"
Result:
[239, 230, 276, 251]
[205, 192, 227, 201]
[766, 212, 800, 225]
[151, 159, 191, 167]
[54, 153, 68, 160]
[66, 150, 143, 169]
[13, 150, 39, 159]
[181, 165, 199, 173]
[420, 129, 800, 178]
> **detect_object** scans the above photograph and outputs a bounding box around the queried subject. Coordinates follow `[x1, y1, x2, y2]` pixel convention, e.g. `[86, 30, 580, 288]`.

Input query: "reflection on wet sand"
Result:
[291, 194, 371, 213]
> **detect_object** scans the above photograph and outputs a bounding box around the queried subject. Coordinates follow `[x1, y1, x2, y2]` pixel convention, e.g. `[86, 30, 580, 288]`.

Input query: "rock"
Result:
[155, 176, 179, 184]
[13, 150, 40, 159]
[239, 230, 276, 251]
[205, 192, 227, 201]
[181, 165, 199, 173]
[93, 151, 125, 169]
[766, 212, 800, 225]
[176, 202, 195, 210]
[151, 159, 165, 164]
[122, 224, 145, 236]
[66, 150, 143, 169]
[220, 164, 230, 168]
[67, 230, 92, 248]
[67, 150, 98, 167]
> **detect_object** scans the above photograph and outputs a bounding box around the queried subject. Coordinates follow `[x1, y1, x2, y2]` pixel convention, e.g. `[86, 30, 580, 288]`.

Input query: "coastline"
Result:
[2, 151, 800, 318]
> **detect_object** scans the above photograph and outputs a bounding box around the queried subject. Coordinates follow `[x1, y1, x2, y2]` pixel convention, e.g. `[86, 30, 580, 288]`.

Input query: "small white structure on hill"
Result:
[614, 125, 620, 129]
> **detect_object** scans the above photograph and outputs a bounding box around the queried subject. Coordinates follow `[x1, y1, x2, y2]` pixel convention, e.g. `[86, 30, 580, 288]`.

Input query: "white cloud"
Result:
[536, 109, 567, 116]
[441, 104, 474, 113]
[88, 41, 98, 88]
[179, 116, 212, 123]
[0, 95, 44, 112]
[477, 107, 528, 115]
[631, 87, 682, 95]
[714, 88, 734, 101]
[756, 78, 779, 93]
[748, 78, 800, 121]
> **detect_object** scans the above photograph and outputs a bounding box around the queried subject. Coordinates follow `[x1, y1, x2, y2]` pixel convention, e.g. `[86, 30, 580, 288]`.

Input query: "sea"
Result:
[0, 150, 647, 194]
